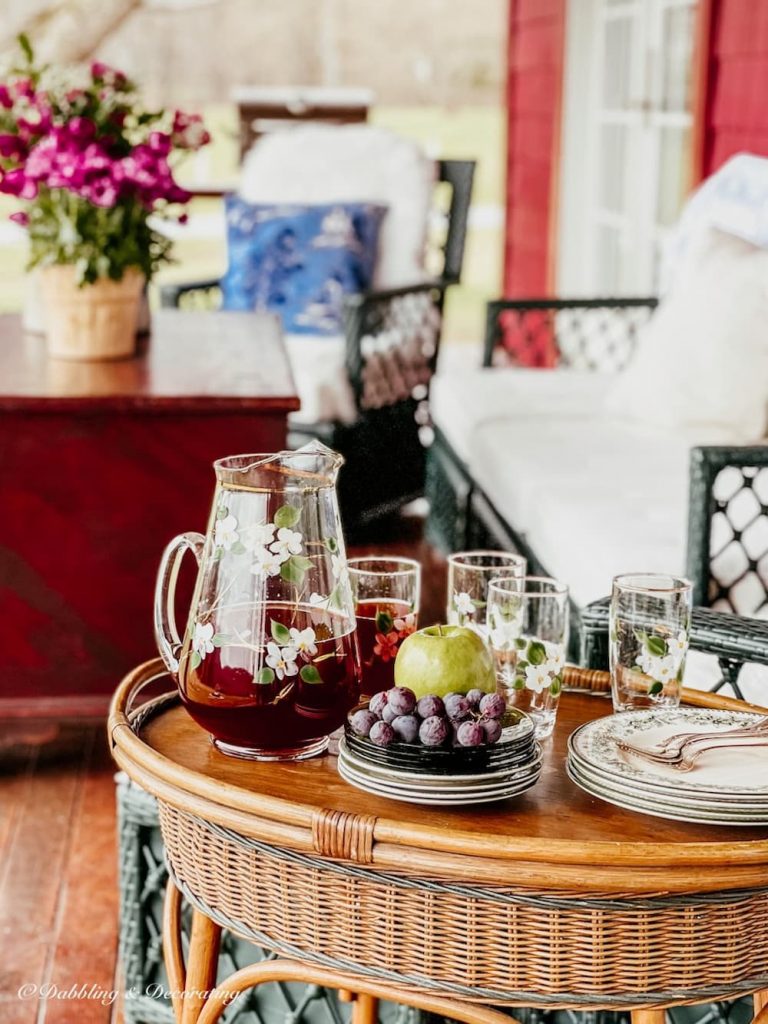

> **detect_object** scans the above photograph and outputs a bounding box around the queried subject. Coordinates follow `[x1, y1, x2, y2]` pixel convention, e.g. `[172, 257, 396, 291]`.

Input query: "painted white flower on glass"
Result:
[265, 642, 299, 680]
[525, 663, 550, 694]
[289, 626, 318, 658]
[250, 546, 283, 577]
[270, 527, 303, 562]
[193, 621, 215, 660]
[214, 514, 240, 551]
[634, 627, 688, 692]
[453, 591, 475, 618]
[241, 522, 276, 553]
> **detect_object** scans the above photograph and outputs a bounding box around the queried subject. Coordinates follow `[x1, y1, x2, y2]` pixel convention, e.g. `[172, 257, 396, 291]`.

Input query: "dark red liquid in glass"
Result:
[179, 604, 360, 752]
[355, 598, 417, 696]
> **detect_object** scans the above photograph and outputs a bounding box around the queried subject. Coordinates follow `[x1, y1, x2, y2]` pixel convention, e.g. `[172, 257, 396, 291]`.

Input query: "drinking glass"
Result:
[348, 556, 421, 695]
[610, 573, 692, 712]
[487, 576, 569, 738]
[447, 551, 526, 639]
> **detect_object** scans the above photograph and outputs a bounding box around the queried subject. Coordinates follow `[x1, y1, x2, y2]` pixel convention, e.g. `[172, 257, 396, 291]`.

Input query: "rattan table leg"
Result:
[351, 993, 379, 1024]
[182, 910, 222, 1024]
[163, 878, 186, 1022]
[754, 991, 768, 1023]
[631, 1010, 667, 1024]
[194, 957, 523, 1024]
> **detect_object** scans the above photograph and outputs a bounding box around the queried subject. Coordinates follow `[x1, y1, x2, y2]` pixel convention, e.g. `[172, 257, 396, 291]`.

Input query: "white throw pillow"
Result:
[606, 229, 768, 442]
[239, 125, 435, 289]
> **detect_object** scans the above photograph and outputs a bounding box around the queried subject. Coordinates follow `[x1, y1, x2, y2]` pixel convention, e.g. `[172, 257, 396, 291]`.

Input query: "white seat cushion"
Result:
[467, 417, 691, 606]
[431, 367, 619, 463]
[239, 125, 435, 289]
[606, 229, 768, 442]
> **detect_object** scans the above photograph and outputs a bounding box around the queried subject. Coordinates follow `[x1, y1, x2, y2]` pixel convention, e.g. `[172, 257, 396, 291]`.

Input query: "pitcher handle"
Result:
[153, 532, 206, 676]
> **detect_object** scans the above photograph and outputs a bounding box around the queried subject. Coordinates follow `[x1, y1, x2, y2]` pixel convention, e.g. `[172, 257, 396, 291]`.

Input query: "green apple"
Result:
[394, 624, 496, 698]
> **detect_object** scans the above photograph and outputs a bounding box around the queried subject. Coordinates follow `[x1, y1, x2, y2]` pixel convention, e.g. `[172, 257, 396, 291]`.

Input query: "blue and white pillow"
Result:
[220, 197, 387, 335]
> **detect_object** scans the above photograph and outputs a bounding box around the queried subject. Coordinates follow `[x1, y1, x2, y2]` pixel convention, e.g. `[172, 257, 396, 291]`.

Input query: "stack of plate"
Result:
[567, 707, 768, 826]
[338, 709, 541, 806]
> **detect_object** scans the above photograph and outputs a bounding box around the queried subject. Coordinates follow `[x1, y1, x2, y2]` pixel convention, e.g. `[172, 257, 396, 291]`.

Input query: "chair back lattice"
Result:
[483, 298, 657, 371]
[688, 446, 768, 617]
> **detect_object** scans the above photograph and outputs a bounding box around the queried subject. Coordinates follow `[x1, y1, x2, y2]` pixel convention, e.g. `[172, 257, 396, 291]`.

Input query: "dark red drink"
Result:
[355, 598, 417, 696]
[179, 603, 360, 759]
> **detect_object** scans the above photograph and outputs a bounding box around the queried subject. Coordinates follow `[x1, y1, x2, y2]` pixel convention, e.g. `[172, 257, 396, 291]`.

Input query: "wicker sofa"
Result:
[426, 299, 768, 640]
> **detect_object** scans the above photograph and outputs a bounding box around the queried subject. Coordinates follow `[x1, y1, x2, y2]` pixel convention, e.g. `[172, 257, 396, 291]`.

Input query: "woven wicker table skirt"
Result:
[159, 802, 768, 1010]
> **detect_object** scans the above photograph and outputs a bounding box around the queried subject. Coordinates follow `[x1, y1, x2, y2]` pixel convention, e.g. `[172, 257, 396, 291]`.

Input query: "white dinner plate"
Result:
[567, 760, 768, 826]
[569, 708, 768, 797]
[335, 757, 540, 802]
[338, 737, 542, 786]
[338, 749, 540, 796]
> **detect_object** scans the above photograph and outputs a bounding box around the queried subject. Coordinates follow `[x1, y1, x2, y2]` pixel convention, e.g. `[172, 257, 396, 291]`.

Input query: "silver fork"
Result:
[617, 731, 768, 771]
[619, 717, 768, 761]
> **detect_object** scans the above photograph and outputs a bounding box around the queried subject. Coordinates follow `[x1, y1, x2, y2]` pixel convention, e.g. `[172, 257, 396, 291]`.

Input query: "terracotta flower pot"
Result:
[40, 265, 145, 361]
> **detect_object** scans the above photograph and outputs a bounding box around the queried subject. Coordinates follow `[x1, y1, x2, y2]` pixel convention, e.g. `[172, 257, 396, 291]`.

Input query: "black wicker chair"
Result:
[426, 297, 658, 557]
[161, 159, 475, 532]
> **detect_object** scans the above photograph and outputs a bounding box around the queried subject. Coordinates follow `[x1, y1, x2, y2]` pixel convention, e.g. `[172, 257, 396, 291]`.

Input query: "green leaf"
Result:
[280, 558, 306, 585]
[274, 505, 301, 528]
[648, 680, 664, 696]
[514, 637, 527, 650]
[549, 676, 562, 697]
[270, 620, 291, 645]
[216, 506, 228, 520]
[300, 665, 322, 684]
[292, 555, 313, 571]
[212, 633, 229, 648]
[375, 611, 394, 634]
[189, 651, 202, 670]
[527, 641, 547, 665]
[325, 537, 339, 553]
[646, 635, 668, 658]
[513, 676, 526, 691]
[230, 542, 246, 555]
[634, 629, 650, 645]
[256, 667, 275, 685]
[18, 33, 33, 64]
[516, 659, 529, 671]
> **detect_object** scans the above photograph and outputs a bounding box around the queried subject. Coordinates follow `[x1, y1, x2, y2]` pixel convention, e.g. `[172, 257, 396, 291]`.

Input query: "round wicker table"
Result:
[109, 660, 768, 1024]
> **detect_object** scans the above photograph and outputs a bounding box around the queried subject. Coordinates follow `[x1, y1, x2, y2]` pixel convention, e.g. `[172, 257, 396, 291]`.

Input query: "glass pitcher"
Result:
[154, 443, 361, 761]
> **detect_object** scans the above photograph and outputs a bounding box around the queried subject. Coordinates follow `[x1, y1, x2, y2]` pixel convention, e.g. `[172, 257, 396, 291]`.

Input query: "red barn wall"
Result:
[700, 0, 768, 176]
[503, 0, 565, 299]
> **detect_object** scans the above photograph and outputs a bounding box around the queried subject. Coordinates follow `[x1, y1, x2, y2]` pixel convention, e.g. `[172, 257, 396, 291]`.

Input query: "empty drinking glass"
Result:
[487, 576, 569, 738]
[446, 551, 526, 639]
[610, 573, 692, 712]
[348, 556, 421, 696]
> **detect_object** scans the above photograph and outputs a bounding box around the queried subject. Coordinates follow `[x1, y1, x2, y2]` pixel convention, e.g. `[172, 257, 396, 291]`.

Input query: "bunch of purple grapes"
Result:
[349, 686, 507, 749]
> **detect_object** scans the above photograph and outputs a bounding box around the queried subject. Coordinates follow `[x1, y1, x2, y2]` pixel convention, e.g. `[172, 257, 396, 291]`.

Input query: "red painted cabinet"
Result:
[0, 311, 299, 715]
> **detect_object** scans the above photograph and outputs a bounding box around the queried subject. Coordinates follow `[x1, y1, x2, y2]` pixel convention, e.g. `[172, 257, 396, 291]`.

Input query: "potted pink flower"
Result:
[0, 36, 209, 360]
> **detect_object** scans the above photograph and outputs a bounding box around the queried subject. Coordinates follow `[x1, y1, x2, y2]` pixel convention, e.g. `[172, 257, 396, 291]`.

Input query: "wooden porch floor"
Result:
[0, 523, 445, 1024]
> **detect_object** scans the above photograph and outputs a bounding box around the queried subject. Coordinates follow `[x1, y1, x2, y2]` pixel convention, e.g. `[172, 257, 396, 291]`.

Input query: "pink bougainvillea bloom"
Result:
[90, 62, 127, 88]
[178, 212, 189, 224]
[0, 134, 26, 159]
[9, 211, 28, 226]
[69, 116, 96, 140]
[0, 85, 13, 108]
[13, 78, 35, 99]
[0, 168, 37, 199]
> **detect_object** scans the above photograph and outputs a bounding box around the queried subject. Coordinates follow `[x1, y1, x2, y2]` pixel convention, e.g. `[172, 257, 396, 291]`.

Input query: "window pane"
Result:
[602, 16, 633, 109]
[656, 125, 691, 225]
[660, 4, 695, 112]
[596, 225, 623, 292]
[598, 124, 627, 214]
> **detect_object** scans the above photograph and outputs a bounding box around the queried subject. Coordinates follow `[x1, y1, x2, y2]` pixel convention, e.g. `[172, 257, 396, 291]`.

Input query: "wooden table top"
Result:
[0, 311, 300, 413]
[110, 660, 768, 894]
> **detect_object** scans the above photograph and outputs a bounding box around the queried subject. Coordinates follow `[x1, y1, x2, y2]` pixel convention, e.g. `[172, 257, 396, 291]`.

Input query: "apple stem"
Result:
[437, 624, 443, 636]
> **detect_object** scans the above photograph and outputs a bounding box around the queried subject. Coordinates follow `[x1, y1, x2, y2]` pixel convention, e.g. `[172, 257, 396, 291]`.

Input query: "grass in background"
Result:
[0, 104, 504, 346]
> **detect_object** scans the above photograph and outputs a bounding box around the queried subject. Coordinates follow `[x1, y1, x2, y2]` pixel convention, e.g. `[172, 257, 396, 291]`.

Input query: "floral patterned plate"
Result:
[569, 708, 768, 796]
[566, 760, 768, 826]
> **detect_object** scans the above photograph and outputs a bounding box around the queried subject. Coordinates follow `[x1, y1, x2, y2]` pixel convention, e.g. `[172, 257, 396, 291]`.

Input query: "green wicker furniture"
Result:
[110, 659, 768, 1024]
[117, 776, 414, 1024]
[687, 446, 768, 614]
[161, 160, 475, 530]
